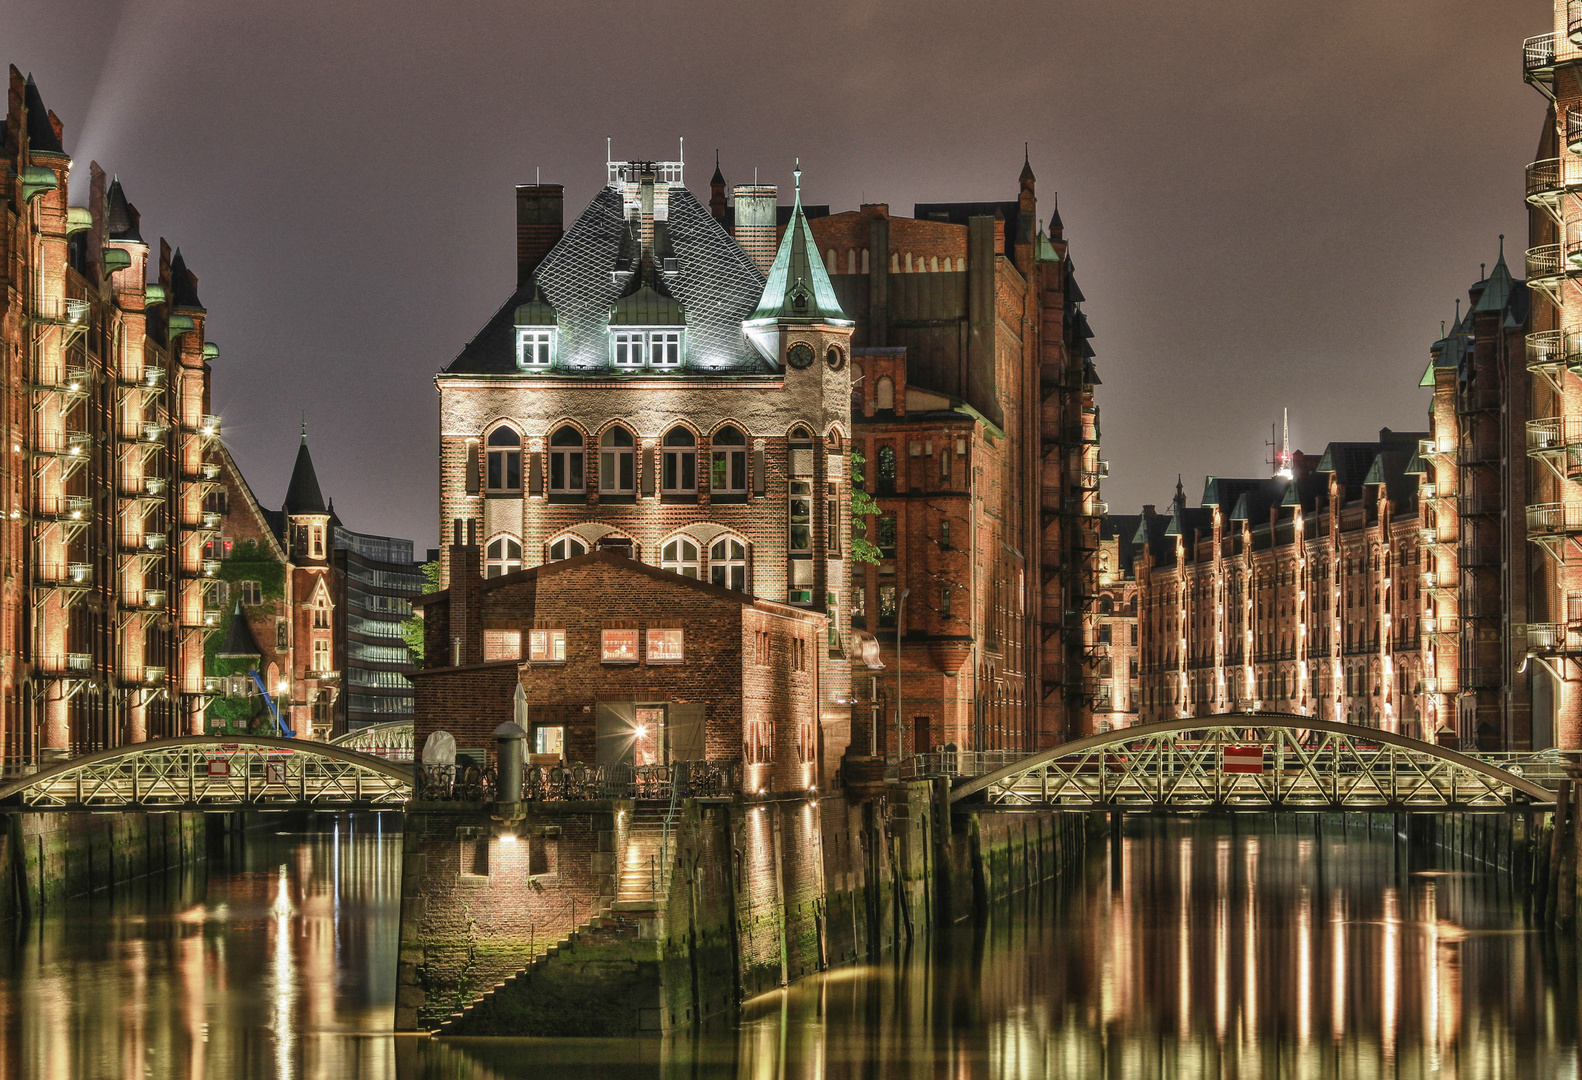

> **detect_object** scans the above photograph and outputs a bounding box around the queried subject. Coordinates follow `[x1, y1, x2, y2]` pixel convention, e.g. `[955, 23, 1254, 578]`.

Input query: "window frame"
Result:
[516, 328, 555, 369]
[789, 480, 813, 553]
[661, 427, 697, 494]
[485, 426, 523, 492]
[709, 535, 748, 592]
[601, 627, 640, 664]
[646, 627, 684, 664]
[528, 628, 567, 664]
[485, 535, 523, 578]
[483, 630, 522, 662]
[598, 427, 636, 495]
[547, 534, 588, 562]
[612, 330, 646, 368]
[548, 426, 585, 494]
[710, 426, 748, 495]
[660, 535, 700, 579]
[649, 330, 682, 368]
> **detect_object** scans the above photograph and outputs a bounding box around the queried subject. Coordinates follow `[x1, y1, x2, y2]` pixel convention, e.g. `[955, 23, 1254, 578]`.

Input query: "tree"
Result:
[400, 560, 441, 661]
[849, 451, 883, 566]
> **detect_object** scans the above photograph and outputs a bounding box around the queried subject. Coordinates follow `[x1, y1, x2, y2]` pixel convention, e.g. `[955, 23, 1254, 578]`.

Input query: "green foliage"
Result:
[401, 560, 441, 662]
[849, 451, 883, 566]
[217, 538, 286, 599]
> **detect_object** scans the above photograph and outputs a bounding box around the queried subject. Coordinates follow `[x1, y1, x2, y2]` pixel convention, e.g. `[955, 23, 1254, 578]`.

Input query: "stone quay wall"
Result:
[395, 781, 1094, 1036]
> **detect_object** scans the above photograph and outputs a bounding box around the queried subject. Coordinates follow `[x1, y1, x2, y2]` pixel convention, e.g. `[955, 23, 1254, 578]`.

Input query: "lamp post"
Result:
[895, 588, 909, 762]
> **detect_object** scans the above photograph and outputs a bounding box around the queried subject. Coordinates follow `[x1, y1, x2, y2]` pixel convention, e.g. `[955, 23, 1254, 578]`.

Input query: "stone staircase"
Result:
[433, 803, 678, 1036]
[615, 805, 671, 908]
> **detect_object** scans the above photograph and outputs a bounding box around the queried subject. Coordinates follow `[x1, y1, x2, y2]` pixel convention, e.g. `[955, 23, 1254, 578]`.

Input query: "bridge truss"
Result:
[328, 720, 414, 762]
[948, 716, 1555, 812]
[0, 736, 414, 810]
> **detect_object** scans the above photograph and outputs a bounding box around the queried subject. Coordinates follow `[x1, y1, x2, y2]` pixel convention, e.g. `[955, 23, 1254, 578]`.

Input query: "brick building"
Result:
[413, 546, 827, 791]
[1094, 514, 1140, 727]
[205, 431, 420, 740]
[0, 69, 225, 762]
[1133, 432, 1431, 738]
[808, 166, 1105, 752]
[436, 156, 854, 756]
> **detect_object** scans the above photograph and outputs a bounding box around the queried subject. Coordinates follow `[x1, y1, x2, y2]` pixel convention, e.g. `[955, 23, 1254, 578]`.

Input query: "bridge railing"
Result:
[415, 758, 742, 803]
[897, 749, 1026, 781]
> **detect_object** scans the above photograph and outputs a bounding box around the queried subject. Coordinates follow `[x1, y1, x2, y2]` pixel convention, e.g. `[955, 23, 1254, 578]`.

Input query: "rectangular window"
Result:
[745, 719, 772, 764]
[612, 331, 645, 367]
[240, 580, 262, 606]
[879, 584, 897, 627]
[532, 725, 565, 757]
[601, 628, 639, 664]
[550, 446, 584, 492]
[528, 629, 567, 663]
[649, 330, 682, 367]
[647, 628, 684, 663]
[311, 526, 325, 559]
[487, 449, 522, 491]
[460, 834, 489, 878]
[484, 630, 522, 662]
[877, 515, 897, 554]
[517, 329, 554, 368]
[940, 451, 950, 484]
[789, 481, 813, 552]
[940, 586, 952, 618]
[276, 619, 288, 650]
[712, 446, 748, 493]
[940, 519, 951, 550]
[853, 580, 866, 618]
[662, 448, 696, 491]
[529, 833, 559, 877]
[313, 639, 331, 671]
[826, 484, 840, 553]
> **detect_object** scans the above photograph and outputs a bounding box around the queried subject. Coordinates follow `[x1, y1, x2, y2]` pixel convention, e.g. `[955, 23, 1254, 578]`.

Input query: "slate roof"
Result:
[169, 249, 204, 310]
[445, 185, 770, 376]
[23, 75, 63, 155]
[105, 177, 143, 243]
[217, 600, 263, 658]
[1102, 514, 1140, 577]
[283, 437, 328, 516]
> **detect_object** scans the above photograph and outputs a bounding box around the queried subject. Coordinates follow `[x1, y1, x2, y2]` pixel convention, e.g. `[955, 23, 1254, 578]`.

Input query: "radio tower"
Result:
[1268, 408, 1293, 479]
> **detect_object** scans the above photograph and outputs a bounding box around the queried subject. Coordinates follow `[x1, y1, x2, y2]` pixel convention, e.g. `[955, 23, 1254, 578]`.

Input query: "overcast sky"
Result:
[5, 0, 1550, 548]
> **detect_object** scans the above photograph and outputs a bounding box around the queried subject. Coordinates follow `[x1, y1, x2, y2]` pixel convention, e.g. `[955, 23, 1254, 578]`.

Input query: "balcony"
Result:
[182, 460, 221, 482]
[142, 532, 166, 552]
[30, 296, 91, 327]
[40, 653, 92, 676]
[306, 670, 341, 683]
[1571, 107, 1582, 155]
[187, 414, 221, 439]
[137, 589, 166, 610]
[1420, 527, 1438, 544]
[141, 665, 166, 685]
[1526, 622, 1582, 653]
[140, 422, 167, 443]
[1419, 481, 1436, 499]
[40, 495, 92, 522]
[1456, 492, 1499, 517]
[1527, 501, 1582, 538]
[1528, 243, 1566, 288]
[201, 559, 220, 577]
[1527, 329, 1582, 376]
[38, 563, 93, 588]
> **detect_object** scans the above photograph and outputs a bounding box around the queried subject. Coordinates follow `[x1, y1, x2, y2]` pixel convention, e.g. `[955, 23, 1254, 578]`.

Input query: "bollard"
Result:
[494, 721, 528, 805]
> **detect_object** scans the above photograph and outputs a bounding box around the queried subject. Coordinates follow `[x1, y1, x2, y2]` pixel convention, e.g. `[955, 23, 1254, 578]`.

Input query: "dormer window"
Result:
[610, 329, 684, 370]
[517, 329, 554, 368]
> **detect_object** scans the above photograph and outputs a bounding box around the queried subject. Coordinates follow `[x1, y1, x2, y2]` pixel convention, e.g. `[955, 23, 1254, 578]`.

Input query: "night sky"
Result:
[7, 0, 1550, 548]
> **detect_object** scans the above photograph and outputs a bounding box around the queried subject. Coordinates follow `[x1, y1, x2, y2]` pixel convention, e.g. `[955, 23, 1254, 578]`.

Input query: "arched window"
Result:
[486, 536, 522, 578]
[661, 535, 699, 578]
[313, 591, 331, 629]
[826, 248, 837, 274]
[1100, 596, 1114, 615]
[710, 536, 748, 591]
[861, 249, 871, 274]
[486, 426, 522, 491]
[711, 426, 748, 494]
[548, 534, 587, 562]
[877, 445, 897, 495]
[662, 427, 696, 493]
[549, 426, 584, 493]
[846, 249, 857, 275]
[876, 376, 894, 411]
[599, 427, 635, 494]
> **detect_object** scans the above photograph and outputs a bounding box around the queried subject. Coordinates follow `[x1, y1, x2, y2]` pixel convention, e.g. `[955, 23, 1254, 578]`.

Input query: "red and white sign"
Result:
[207, 758, 230, 778]
[1223, 745, 1264, 774]
[265, 761, 286, 787]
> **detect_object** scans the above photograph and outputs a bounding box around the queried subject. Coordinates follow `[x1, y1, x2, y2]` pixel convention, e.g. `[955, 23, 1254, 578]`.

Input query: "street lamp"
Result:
[895, 588, 909, 762]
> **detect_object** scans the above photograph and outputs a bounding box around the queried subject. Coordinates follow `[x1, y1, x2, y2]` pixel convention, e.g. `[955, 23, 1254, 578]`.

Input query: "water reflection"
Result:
[0, 814, 1572, 1080]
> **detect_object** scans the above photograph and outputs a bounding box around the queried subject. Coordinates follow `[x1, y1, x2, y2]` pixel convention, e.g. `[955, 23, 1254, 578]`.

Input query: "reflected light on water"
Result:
[0, 814, 1570, 1080]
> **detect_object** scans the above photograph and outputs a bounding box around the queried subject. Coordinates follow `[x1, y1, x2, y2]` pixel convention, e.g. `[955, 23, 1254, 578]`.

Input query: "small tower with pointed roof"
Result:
[284, 422, 332, 565]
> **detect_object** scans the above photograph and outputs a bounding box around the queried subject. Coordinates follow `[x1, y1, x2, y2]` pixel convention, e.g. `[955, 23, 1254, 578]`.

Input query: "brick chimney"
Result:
[732, 184, 778, 275]
[516, 184, 564, 285]
[447, 542, 485, 667]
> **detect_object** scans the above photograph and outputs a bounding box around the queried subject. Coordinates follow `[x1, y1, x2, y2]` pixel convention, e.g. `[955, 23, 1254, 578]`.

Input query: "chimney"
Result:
[639, 168, 656, 273]
[448, 542, 484, 667]
[732, 184, 778, 275]
[515, 184, 564, 285]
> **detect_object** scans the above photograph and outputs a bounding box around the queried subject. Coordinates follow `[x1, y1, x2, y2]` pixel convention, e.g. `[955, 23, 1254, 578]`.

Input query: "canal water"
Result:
[0, 814, 1571, 1079]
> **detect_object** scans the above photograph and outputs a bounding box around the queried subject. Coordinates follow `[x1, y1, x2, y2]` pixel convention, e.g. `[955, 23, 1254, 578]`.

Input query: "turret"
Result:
[283, 425, 331, 564]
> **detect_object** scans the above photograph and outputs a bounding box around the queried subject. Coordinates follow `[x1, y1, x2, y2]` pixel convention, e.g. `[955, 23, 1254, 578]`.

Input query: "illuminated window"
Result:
[310, 525, 325, 559]
[789, 481, 812, 552]
[312, 639, 331, 672]
[548, 535, 587, 561]
[549, 426, 584, 493]
[612, 330, 645, 368]
[517, 328, 554, 368]
[661, 536, 699, 578]
[528, 629, 566, 663]
[486, 426, 522, 491]
[709, 536, 748, 591]
[313, 596, 330, 629]
[486, 536, 522, 578]
[745, 719, 772, 764]
[649, 330, 682, 368]
[647, 628, 684, 663]
[601, 628, 639, 663]
[599, 427, 635, 494]
[879, 584, 897, 627]
[662, 427, 696, 492]
[484, 630, 522, 661]
[710, 426, 748, 493]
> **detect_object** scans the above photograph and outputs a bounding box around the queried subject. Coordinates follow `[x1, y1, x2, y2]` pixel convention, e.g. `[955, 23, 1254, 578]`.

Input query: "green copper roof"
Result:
[514, 283, 557, 327]
[1230, 493, 1250, 521]
[1363, 457, 1386, 486]
[610, 284, 684, 326]
[1403, 448, 1427, 475]
[1035, 228, 1061, 263]
[744, 164, 851, 331]
[1472, 238, 1514, 314]
[1418, 360, 1436, 388]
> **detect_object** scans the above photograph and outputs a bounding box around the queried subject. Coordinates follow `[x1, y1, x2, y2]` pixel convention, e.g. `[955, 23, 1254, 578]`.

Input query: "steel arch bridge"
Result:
[328, 720, 414, 762]
[948, 716, 1556, 812]
[0, 736, 414, 810]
